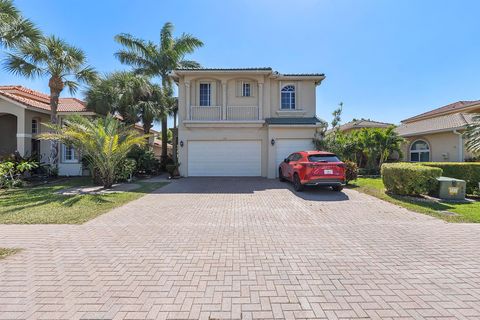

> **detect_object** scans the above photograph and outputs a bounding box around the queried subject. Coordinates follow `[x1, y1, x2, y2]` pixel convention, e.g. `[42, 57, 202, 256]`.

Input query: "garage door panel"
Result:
[188, 141, 261, 176]
[275, 139, 314, 176]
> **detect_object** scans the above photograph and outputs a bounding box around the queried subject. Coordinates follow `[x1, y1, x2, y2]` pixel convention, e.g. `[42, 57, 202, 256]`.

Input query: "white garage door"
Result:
[188, 140, 262, 176]
[275, 139, 314, 176]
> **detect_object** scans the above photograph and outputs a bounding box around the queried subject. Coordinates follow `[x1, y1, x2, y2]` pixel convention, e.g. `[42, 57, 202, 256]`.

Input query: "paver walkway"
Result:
[1, 177, 480, 320]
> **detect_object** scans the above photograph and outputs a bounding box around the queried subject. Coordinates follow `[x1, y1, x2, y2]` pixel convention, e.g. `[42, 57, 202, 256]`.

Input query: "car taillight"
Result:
[337, 163, 346, 169]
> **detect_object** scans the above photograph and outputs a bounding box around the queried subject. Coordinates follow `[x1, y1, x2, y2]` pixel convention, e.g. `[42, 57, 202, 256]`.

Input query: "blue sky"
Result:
[2, 0, 480, 129]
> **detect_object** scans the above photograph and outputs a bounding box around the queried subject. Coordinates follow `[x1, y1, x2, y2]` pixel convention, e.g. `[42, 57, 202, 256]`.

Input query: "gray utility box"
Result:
[436, 177, 466, 200]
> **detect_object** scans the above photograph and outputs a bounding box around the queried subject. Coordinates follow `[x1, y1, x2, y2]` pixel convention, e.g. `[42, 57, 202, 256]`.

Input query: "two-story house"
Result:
[170, 68, 325, 178]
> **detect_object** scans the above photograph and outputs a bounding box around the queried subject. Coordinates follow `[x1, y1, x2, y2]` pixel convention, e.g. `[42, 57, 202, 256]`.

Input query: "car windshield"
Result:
[308, 154, 341, 162]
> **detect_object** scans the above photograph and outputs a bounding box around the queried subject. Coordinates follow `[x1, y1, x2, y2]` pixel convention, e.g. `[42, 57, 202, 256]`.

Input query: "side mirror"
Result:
[284, 158, 290, 163]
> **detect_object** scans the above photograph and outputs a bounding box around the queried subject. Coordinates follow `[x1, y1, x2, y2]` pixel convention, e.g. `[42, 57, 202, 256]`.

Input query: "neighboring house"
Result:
[0, 85, 94, 176]
[0, 85, 166, 176]
[330, 119, 393, 133]
[170, 67, 325, 178]
[396, 100, 480, 162]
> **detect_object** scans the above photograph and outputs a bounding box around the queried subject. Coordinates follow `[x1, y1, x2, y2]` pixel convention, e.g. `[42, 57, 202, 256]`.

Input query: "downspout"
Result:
[453, 129, 463, 162]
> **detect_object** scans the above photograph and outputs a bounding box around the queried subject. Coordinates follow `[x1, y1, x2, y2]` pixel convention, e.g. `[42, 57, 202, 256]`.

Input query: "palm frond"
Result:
[178, 60, 201, 69]
[3, 52, 43, 77]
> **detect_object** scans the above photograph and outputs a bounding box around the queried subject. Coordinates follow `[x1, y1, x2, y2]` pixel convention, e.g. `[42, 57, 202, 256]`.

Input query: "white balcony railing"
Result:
[190, 106, 222, 120]
[189, 105, 260, 121]
[226, 106, 258, 121]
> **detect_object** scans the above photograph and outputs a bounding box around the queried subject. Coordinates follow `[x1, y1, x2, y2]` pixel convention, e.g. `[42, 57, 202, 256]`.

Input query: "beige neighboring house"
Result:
[0, 85, 95, 176]
[170, 67, 325, 178]
[332, 119, 393, 133]
[396, 100, 480, 162]
[0, 85, 167, 176]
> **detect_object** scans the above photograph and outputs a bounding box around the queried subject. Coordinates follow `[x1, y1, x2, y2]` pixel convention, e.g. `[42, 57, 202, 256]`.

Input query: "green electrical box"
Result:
[436, 177, 466, 201]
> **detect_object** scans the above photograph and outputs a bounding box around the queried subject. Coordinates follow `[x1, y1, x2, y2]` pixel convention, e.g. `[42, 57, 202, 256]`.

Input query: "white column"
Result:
[222, 81, 227, 120]
[258, 82, 264, 120]
[185, 81, 190, 120]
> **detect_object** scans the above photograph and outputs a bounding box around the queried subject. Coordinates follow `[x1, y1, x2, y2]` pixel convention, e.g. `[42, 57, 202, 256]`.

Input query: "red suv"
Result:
[279, 151, 346, 192]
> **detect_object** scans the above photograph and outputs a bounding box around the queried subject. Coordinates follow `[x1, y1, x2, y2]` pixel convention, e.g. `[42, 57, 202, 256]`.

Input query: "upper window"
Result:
[410, 140, 430, 162]
[32, 119, 38, 134]
[199, 83, 211, 106]
[62, 144, 78, 163]
[242, 82, 251, 97]
[281, 85, 296, 110]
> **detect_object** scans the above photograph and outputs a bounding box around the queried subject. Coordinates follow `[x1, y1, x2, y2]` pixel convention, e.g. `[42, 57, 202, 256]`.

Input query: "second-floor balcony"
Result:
[189, 105, 260, 121]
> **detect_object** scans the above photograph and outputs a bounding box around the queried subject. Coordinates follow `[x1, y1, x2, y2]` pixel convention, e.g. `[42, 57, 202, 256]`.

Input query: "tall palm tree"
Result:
[114, 22, 203, 164]
[4, 35, 97, 166]
[0, 0, 41, 49]
[464, 114, 480, 154]
[39, 114, 147, 188]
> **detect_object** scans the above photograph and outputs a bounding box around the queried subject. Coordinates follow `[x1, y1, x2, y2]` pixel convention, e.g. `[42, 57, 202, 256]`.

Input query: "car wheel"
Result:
[332, 185, 343, 192]
[293, 173, 304, 192]
[279, 168, 286, 182]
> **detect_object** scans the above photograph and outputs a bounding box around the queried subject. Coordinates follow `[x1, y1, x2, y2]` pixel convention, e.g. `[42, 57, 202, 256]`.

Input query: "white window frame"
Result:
[31, 119, 38, 134]
[62, 144, 78, 163]
[199, 82, 211, 106]
[409, 140, 430, 162]
[242, 81, 251, 97]
[280, 85, 296, 110]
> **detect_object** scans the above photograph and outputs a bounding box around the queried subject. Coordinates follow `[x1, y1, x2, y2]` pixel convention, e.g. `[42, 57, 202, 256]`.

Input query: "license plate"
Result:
[324, 169, 333, 175]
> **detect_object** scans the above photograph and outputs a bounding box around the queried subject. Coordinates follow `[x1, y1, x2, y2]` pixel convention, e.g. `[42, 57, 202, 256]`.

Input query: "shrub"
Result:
[344, 160, 358, 184]
[116, 158, 137, 182]
[422, 162, 480, 194]
[127, 146, 160, 175]
[0, 159, 38, 188]
[381, 163, 442, 196]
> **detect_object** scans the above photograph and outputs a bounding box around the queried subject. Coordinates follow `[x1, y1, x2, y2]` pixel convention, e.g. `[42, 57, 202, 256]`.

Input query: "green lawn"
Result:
[349, 178, 480, 223]
[0, 248, 19, 259]
[0, 178, 168, 224]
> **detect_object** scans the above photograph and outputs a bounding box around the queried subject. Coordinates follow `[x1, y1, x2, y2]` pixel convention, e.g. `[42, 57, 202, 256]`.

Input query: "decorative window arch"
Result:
[410, 140, 430, 162]
[281, 85, 295, 110]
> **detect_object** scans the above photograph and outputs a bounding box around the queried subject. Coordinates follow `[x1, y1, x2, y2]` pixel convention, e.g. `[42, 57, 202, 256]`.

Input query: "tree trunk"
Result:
[161, 117, 168, 166]
[48, 77, 63, 170]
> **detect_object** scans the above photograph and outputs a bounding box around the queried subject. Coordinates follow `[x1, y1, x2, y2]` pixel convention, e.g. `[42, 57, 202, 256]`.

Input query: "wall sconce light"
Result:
[271, 139, 275, 146]
[180, 140, 184, 148]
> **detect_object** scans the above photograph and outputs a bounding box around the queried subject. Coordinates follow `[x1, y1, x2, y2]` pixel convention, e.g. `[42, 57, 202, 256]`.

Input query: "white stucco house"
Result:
[170, 68, 325, 178]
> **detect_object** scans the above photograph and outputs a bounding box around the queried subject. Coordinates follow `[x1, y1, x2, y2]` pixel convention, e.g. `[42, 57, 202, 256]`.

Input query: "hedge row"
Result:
[422, 162, 480, 194]
[381, 163, 443, 196]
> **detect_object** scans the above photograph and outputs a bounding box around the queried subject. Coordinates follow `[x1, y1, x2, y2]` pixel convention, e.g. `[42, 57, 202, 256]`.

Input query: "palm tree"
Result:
[4, 35, 97, 167]
[0, 0, 41, 49]
[86, 72, 163, 136]
[464, 114, 480, 154]
[114, 22, 203, 164]
[38, 114, 148, 188]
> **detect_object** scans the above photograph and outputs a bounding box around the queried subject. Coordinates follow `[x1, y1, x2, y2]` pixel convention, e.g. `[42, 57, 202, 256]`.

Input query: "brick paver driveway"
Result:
[1, 178, 480, 320]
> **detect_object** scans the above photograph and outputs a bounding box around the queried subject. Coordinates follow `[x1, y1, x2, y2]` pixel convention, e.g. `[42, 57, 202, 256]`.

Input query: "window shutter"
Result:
[251, 82, 256, 97]
[236, 80, 241, 97]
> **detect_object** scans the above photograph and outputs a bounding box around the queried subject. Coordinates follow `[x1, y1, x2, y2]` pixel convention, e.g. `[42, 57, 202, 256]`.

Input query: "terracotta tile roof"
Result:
[0, 85, 88, 113]
[395, 113, 476, 137]
[402, 100, 480, 123]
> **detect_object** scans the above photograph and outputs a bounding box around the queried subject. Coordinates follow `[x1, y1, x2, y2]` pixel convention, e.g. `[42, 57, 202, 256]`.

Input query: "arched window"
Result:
[281, 85, 295, 110]
[410, 140, 430, 162]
